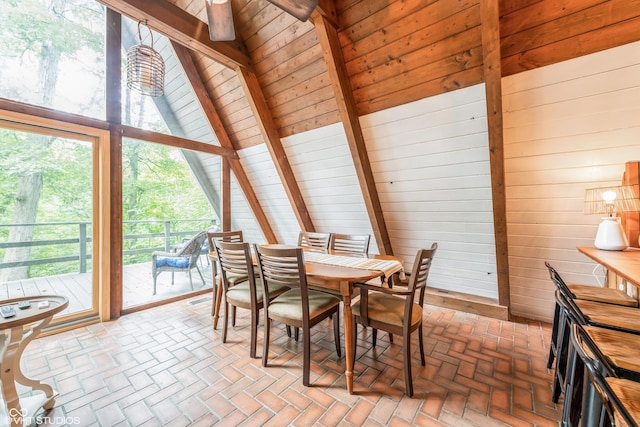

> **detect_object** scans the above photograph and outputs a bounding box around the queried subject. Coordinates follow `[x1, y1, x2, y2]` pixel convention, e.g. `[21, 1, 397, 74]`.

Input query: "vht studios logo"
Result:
[7, 407, 81, 425]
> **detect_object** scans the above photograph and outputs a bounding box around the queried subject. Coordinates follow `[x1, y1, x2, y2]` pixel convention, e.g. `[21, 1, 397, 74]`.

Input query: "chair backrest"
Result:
[254, 245, 311, 323]
[207, 230, 244, 254]
[545, 261, 576, 299]
[407, 243, 438, 306]
[329, 233, 370, 254]
[297, 231, 331, 252]
[570, 324, 638, 427]
[175, 231, 208, 263]
[213, 240, 257, 298]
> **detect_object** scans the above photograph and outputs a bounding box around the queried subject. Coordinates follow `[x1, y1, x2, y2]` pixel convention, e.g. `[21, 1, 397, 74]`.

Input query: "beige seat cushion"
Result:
[268, 289, 341, 320]
[226, 280, 289, 307]
[352, 293, 422, 329]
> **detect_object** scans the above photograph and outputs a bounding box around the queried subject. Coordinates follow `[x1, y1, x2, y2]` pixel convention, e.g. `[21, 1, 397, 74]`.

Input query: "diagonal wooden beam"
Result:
[480, 0, 510, 312]
[236, 67, 316, 234]
[96, 0, 251, 69]
[312, 12, 393, 255]
[315, 0, 338, 28]
[171, 41, 277, 243]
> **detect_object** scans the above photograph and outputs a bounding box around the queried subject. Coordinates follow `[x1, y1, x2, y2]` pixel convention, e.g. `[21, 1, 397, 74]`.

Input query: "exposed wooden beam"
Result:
[96, 0, 251, 70]
[237, 67, 316, 234]
[171, 41, 277, 243]
[221, 159, 231, 231]
[312, 12, 393, 255]
[0, 98, 109, 130]
[315, 0, 338, 28]
[106, 9, 122, 321]
[481, 0, 511, 313]
[119, 125, 237, 158]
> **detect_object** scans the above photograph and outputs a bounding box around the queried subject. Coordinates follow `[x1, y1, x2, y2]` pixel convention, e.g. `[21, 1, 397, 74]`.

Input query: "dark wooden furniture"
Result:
[351, 244, 437, 396]
[254, 245, 342, 387]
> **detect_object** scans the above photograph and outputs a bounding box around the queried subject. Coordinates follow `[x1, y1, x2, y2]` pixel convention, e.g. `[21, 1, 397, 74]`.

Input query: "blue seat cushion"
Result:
[156, 257, 190, 268]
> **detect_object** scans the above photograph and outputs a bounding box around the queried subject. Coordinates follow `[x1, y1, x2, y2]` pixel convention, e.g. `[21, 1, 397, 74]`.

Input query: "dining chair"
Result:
[206, 230, 245, 324]
[568, 323, 640, 427]
[213, 240, 289, 358]
[544, 262, 637, 371]
[329, 233, 370, 254]
[297, 231, 331, 252]
[351, 243, 437, 396]
[151, 230, 207, 295]
[254, 244, 342, 386]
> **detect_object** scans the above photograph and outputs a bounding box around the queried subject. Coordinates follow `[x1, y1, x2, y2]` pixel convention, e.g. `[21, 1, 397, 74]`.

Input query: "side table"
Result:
[0, 295, 68, 427]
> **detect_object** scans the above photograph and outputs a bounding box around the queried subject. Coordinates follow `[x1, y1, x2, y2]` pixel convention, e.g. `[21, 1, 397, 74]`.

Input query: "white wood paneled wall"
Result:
[281, 123, 379, 251]
[237, 144, 296, 245]
[361, 84, 498, 299]
[503, 40, 640, 322]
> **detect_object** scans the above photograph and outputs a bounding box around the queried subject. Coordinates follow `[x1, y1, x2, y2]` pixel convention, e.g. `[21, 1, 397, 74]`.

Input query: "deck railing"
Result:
[0, 219, 217, 275]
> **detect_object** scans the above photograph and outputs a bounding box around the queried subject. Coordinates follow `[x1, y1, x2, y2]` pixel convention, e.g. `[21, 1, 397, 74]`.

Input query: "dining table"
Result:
[577, 246, 640, 300]
[208, 247, 404, 394]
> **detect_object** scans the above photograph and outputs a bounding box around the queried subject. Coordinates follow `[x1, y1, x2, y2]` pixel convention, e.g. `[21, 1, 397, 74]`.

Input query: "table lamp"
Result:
[584, 185, 640, 250]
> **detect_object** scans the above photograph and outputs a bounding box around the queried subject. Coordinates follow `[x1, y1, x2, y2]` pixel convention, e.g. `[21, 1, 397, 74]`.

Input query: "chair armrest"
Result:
[353, 281, 412, 296]
[152, 251, 176, 259]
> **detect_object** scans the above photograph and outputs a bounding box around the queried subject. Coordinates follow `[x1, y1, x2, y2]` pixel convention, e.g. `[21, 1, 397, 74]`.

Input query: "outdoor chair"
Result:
[351, 243, 437, 396]
[151, 231, 207, 295]
[254, 244, 342, 387]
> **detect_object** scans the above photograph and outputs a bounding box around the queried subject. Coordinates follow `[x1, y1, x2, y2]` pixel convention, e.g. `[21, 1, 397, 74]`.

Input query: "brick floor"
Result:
[21, 296, 562, 426]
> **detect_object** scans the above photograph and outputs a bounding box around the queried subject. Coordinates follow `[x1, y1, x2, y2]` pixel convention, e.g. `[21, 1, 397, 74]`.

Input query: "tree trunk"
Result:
[0, 0, 65, 283]
[0, 173, 43, 282]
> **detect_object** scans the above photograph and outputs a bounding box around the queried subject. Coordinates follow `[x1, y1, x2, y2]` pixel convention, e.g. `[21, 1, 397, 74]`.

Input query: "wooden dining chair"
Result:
[254, 244, 342, 386]
[568, 323, 640, 427]
[213, 240, 289, 358]
[207, 230, 245, 327]
[351, 243, 437, 396]
[297, 231, 331, 252]
[329, 233, 370, 254]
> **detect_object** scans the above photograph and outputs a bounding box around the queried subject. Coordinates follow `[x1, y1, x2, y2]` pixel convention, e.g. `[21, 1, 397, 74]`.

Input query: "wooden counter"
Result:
[577, 246, 640, 299]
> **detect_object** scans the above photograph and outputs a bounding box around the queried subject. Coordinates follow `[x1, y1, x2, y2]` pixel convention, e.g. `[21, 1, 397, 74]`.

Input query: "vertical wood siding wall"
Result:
[281, 124, 378, 250]
[238, 144, 297, 244]
[361, 84, 498, 299]
[503, 40, 640, 321]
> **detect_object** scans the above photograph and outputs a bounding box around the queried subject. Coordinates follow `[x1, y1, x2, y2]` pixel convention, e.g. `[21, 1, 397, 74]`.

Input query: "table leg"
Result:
[1, 318, 57, 427]
[343, 292, 354, 394]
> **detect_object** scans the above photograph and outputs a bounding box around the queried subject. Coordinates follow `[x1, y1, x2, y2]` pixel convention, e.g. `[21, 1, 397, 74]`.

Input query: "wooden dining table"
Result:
[577, 246, 640, 299]
[208, 247, 404, 394]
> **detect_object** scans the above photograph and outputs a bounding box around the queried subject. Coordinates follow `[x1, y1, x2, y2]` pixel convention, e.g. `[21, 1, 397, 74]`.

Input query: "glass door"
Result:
[0, 119, 100, 324]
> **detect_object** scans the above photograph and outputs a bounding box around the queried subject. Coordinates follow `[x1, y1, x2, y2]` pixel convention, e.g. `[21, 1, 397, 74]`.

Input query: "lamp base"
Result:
[594, 216, 629, 251]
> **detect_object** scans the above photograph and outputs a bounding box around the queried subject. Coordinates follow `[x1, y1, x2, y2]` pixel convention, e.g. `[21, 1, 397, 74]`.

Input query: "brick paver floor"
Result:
[22, 295, 562, 426]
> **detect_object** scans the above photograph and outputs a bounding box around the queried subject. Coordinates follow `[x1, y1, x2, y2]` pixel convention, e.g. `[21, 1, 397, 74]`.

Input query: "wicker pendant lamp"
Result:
[126, 21, 165, 97]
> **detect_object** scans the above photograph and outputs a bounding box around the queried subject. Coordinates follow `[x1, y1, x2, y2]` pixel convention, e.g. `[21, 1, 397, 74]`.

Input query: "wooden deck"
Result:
[0, 256, 214, 316]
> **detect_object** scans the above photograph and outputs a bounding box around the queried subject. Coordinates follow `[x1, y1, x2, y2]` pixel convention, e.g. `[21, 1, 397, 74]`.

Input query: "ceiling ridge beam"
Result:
[171, 41, 277, 243]
[97, 0, 251, 70]
[236, 67, 316, 234]
[312, 12, 393, 255]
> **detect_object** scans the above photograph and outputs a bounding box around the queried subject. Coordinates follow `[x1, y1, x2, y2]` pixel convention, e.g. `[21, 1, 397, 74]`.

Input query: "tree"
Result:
[0, 0, 103, 281]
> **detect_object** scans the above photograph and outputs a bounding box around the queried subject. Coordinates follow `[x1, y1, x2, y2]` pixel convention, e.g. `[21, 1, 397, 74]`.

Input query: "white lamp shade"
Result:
[594, 217, 629, 251]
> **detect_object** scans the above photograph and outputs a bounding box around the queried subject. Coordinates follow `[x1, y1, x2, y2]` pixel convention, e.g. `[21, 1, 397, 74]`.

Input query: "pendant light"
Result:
[126, 20, 165, 97]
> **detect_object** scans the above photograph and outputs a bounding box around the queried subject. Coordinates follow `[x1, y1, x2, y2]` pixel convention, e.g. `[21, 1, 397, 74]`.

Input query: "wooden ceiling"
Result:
[97, 0, 640, 152]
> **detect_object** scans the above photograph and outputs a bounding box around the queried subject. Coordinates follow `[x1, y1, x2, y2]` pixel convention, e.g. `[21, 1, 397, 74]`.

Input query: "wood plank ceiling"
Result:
[93, 0, 640, 268]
